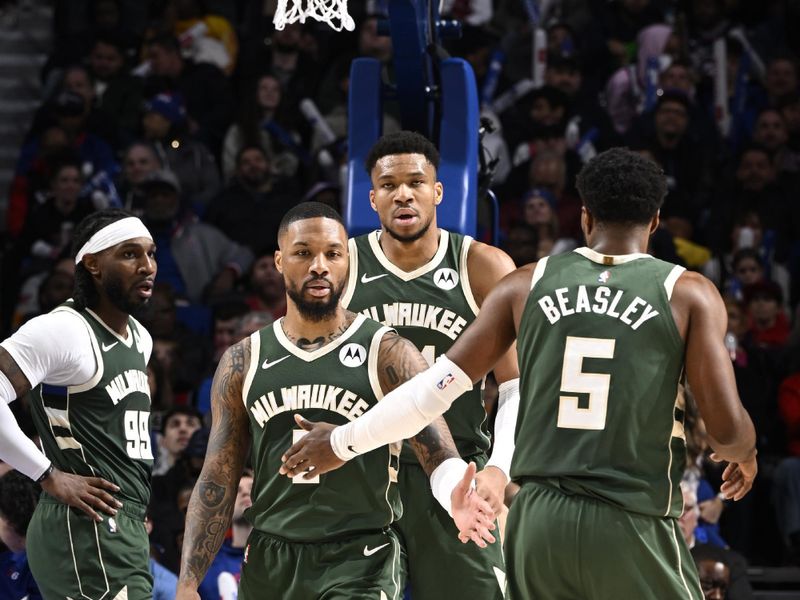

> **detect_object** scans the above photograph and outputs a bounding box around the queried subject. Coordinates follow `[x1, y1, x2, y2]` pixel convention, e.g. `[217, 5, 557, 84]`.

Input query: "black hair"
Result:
[236, 144, 268, 167]
[732, 247, 762, 270]
[738, 143, 772, 163]
[575, 147, 667, 226]
[364, 131, 440, 175]
[277, 201, 344, 238]
[71, 208, 136, 310]
[161, 406, 202, 436]
[0, 471, 39, 537]
[212, 297, 251, 323]
[50, 156, 84, 185]
[145, 33, 181, 55]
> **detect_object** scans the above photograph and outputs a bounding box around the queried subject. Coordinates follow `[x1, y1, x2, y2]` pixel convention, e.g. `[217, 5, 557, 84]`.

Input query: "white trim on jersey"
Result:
[459, 236, 480, 316]
[367, 229, 450, 281]
[85, 308, 134, 349]
[530, 256, 549, 290]
[341, 236, 359, 308]
[242, 331, 261, 407]
[573, 247, 653, 265]
[367, 326, 393, 402]
[664, 265, 686, 300]
[273, 313, 368, 362]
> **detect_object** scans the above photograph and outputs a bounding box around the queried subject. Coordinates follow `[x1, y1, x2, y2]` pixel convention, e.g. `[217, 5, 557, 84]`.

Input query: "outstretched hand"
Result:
[711, 452, 757, 501]
[452, 462, 497, 548]
[41, 469, 122, 522]
[279, 414, 345, 479]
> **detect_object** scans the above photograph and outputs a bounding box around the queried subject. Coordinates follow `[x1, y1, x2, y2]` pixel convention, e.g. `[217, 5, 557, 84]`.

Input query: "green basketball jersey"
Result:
[341, 230, 489, 463]
[513, 248, 688, 518]
[242, 314, 401, 541]
[29, 302, 153, 506]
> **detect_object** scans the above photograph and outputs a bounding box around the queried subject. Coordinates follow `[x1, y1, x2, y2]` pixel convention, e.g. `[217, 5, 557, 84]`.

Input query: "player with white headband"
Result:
[0, 208, 158, 599]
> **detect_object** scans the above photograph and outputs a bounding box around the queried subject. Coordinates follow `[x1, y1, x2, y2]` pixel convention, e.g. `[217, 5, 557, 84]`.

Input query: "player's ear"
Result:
[274, 249, 283, 273]
[369, 188, 378, 212]
[82, 254, 100, 277]
[649, 211, 660, 235]
[434, 181, 443, 205]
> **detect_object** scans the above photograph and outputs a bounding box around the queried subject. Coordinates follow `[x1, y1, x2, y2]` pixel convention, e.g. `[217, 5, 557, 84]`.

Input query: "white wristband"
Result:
[330, 355, 473, 460]
[430, 457, 471, 517]
[485, 378, 520, 481]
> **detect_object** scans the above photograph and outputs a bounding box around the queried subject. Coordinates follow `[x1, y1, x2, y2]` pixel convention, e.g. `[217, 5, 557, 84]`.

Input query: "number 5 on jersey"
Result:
[557, 336, 615, 431]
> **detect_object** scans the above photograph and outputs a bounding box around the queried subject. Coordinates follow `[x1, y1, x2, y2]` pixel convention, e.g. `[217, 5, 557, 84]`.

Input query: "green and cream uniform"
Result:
[341, 230, 505, 600]
[238, 314, 405, 599]
[505, 248, 704, 599]
[26, 301, 154, 600]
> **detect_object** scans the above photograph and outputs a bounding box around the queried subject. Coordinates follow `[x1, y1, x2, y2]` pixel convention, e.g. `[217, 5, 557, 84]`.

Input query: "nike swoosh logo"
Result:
[348, 445, 357, 454]
[363, 542, 390, 556]
[102, 342, 118, 352]
[361, 273, 389, 283]
[262, 355, 290, 369]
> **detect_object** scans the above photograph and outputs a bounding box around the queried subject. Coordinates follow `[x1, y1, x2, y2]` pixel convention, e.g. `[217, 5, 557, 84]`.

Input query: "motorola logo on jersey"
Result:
[339, 343, 367, 367]
[433, 268, 459, 290]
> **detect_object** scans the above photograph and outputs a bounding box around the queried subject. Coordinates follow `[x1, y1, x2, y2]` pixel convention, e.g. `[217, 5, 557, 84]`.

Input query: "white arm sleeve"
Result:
[485, 378, 520, 481]
[0, 372, 50, 480]
[330, 356, 473, 460]
[0, 311, 96, 388]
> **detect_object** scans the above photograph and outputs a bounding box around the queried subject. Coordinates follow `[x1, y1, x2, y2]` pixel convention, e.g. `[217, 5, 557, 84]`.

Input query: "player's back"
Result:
[513, 248, 687, 518]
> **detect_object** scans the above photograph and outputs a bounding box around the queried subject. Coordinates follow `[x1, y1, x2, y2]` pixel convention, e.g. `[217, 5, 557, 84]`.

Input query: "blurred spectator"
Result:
[236, 311, 273, 339]
[145, 510, 179, 600]
[691, 543, 755, 600]
[745, 280, 790, 349]
[119, 141, 163, 213]
[601, 0, 664, 70]
[88, 34, 144, 141]
[221, 73, 301, 181]
[0, 471, 41, 599]
[138, 169, 252, 305]
[168, 0, 239, 75]
[204, 146, 296, 254]
[243, 250, 287, 321]
[144, 33, 234, 156]
[141, 92, 221, 210]
[772, 456, 800, 564]
[502, 224, 539, 267]
[519, 188, 578, 258]
[154, 407, 202, 477]
[198, 472, 253, 600]
[210, 299, 251, 365]
[12, 258, 74, 329]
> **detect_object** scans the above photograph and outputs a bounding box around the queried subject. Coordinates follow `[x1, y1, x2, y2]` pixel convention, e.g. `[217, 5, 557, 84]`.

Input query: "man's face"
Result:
[766, 59, 797, 99]
[530, 98, 564, 126]
[523, 196, 554, 226]
[369, 153, 442, 243]
[64, 69, 93, 105]
[147, 44, 181, 77]
[753, 111, 788, 151]
[749, 294, 779, 323]
[124, 146, 160, 184]
[276, 217, 348, 322]
[359, 17, 392, 62]
[94, 237, 157, 317]
[257, 76, 281, 111]
[678, 487, 699, 543]
[52, 166, 82, 213]
[734, 258, 763, 285]
[142, 111, 172, 140]
[654, 100, 689, 143]
[213, 317, 239, 360]
[89, 42, 124, 80]
[161, 413, 201, 456]
[545, 66, 581, 96]
[251, 255, 285, 302]
[237, 149, 270, 187]
[143, 185, 180, 223]
[698, 560, 730, 600]
[660, 65, 693, 94]
[233, 475, 253, 525]
[736, 151, 775, 192]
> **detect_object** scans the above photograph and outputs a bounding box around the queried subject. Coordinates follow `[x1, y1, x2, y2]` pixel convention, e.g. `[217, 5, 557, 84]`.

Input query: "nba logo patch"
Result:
[437, 373, 455, 390]
[107, 517, 117, 533]
[598, 270, 611, 284]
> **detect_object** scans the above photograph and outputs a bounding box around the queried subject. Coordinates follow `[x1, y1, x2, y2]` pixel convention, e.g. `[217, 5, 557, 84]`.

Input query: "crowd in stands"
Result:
[2, 0, 800, 596]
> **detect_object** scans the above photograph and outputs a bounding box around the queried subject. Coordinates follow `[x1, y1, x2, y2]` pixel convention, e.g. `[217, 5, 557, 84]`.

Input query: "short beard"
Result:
[384, 217, 432, 243]
[105, 273, 149, 318]
[286, 280, 343, 322]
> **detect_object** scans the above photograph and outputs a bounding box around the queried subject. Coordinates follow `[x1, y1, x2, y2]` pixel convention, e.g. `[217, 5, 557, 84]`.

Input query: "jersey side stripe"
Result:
[459, 236, 480, 316]
[530, 256, 549, 291]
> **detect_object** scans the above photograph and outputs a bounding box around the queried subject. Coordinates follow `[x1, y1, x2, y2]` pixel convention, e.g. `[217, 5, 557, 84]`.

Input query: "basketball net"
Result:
[273, 0, 356, 32]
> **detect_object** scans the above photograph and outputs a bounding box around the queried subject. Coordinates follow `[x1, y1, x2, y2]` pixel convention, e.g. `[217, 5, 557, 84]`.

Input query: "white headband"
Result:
[74, 217, 154, 265]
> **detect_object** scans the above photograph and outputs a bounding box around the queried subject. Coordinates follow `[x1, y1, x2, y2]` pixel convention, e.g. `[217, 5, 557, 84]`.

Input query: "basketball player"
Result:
[340, 131, 517, 598]
[281, 149, 758, 599]
[175, 203, 495, 600]
[0, 208, 157, 598]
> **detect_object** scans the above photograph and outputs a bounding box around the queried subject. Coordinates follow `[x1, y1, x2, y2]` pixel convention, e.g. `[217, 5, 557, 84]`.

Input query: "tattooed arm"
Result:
[376, 332, 459, 476]
[177, 339, 251, 596]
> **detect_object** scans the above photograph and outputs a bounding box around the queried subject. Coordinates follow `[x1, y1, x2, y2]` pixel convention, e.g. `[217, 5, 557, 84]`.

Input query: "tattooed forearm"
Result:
[377, 332, 430, 394]
[409, 416, 460, 476]
[179, 340, 251, 586]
